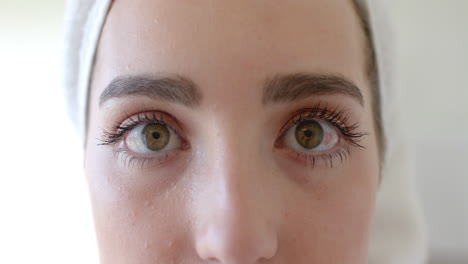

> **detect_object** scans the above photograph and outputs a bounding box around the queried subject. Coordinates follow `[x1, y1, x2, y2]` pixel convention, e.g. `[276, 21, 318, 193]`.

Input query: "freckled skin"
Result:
[85, 0, 380, 263]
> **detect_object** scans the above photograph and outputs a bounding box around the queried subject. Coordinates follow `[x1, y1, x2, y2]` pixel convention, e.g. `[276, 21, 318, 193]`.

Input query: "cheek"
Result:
[277, 146, 379, 262]
[84, 142, 193, 262]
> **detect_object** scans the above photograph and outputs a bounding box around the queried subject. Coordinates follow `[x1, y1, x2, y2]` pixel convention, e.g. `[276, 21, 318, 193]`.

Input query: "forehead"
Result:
[93, 0, 369, 103]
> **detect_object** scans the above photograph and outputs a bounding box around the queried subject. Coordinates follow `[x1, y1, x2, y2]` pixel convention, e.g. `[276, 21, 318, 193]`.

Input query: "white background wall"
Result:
[0, 1, 98, 263]
[0, 0, 466, 263]
[394, 1, 468, 262]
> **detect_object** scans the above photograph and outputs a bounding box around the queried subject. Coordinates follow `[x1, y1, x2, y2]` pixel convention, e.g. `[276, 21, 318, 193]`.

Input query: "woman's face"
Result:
[85, 0, 380, 263]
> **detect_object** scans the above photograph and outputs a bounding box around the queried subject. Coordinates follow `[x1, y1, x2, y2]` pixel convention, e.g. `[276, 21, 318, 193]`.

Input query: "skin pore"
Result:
[85, 0, 380, 263]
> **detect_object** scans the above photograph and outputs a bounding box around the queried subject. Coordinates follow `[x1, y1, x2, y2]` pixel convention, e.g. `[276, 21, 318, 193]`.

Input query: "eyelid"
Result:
[99, 111, 191, 169]
[274, 106, 367, 168]
[275, 105, 367, 151]
[278, 108, 341, 140]
[121, 111, 186, 137]
[99, 110, 189, 148]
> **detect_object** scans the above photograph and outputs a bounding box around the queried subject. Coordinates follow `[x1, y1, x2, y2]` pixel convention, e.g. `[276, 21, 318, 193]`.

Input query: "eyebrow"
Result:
[262, 72, 364, 106]
[99, 74, 202, 108]
[99, 72, 364, 108]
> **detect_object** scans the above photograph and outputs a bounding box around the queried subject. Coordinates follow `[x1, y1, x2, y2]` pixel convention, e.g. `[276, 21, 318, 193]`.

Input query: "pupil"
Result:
[152, 132, 161, 139]
[304, 129, 313, 138]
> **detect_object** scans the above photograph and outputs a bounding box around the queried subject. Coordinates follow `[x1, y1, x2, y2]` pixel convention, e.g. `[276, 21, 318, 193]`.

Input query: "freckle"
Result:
[166, 239, 175, 249]
[127, 209, 136, 218]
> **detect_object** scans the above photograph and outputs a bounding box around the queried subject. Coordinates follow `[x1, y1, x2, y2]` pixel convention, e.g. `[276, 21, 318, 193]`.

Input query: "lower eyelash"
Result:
[293, 146, 351, 168]
[113, 147, 172, 169]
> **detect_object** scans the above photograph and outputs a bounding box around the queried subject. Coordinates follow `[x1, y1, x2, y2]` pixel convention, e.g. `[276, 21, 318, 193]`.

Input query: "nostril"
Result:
[261, 237, 278, 260]
[195, 221, 278, 263]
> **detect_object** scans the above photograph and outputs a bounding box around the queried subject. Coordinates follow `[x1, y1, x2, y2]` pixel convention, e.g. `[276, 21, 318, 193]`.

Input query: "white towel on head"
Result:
[63, 0, 428, 263]
[63, 0, 113, 139]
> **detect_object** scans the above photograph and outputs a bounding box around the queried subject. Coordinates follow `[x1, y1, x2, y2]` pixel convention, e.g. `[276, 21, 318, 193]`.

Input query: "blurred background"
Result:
[0, 0, 466, 263]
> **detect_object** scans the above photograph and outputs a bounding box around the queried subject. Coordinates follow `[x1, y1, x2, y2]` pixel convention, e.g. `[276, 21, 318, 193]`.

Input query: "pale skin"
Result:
[85, 0, 381, 263]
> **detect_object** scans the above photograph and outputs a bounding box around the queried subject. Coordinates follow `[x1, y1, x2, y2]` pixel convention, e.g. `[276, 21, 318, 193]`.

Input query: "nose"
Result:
[193, 132, 279, 263]
[196, 215, 277, 263]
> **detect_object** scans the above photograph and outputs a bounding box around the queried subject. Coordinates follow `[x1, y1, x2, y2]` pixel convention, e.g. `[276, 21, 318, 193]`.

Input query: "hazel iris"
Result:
[295, 120, 324, 149]
[142, 123, 170, 151]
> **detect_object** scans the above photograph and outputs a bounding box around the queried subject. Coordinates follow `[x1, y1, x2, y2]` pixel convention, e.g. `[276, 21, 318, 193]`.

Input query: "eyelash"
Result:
[99, 104, 368, 169]
[275, 103, 368, 168]
[99, 111, 188, 168]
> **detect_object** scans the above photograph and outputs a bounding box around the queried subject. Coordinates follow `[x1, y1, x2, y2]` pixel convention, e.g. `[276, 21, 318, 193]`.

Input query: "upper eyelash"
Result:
[278, 103, 368, 149]
[98, 104, 367, 170]
[99, 111, 175, 146]
[100, 105, 367, 147]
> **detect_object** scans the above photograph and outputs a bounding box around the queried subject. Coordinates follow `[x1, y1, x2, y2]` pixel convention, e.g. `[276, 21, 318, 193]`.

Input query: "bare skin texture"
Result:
[85, 0, 380, 263]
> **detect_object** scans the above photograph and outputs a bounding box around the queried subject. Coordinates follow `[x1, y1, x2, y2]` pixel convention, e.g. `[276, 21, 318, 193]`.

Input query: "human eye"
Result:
[99, 111, 189, 168]
[275, 103, 368, 168]
[125, 123, 180, 154]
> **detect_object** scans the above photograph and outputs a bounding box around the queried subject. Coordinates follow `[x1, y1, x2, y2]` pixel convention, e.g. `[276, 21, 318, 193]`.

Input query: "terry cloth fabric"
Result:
[63, 0, 428, 263]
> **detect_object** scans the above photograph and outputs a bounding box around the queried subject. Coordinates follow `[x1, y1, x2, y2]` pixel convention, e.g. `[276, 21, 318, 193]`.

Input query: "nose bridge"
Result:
[209, 115, 265, 188]
[193, 117, 278, 263]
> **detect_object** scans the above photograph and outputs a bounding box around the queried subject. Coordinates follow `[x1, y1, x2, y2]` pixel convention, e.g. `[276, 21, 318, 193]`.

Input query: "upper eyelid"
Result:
[122, 111, 184, 134]
[101, 105, 362, 145]
[276, 107, 367, 149]
[278, 107, 350, 136]
[99, 111, 185, 146]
